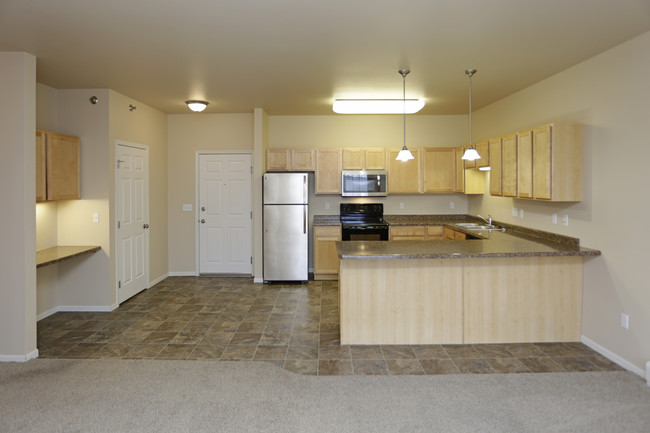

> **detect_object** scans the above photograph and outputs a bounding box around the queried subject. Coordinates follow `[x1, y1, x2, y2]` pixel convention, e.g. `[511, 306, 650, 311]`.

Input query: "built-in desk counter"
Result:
[36, 246, 101, 268]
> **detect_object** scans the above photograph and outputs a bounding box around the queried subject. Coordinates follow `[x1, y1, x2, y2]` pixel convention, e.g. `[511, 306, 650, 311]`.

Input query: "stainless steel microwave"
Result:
[341, 170, 388, 197]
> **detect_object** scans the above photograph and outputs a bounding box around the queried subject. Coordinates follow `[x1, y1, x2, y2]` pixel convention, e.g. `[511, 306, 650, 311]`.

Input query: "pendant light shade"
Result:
[461, 69, 481, 162]
[395, 69, 414, 162]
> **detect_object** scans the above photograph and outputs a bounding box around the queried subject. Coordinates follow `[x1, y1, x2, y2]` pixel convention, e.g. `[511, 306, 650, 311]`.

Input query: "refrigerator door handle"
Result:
[303, 206, 307, 234]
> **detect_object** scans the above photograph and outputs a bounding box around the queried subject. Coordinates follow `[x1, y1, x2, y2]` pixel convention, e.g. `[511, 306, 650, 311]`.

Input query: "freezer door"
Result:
[263, 204, 308, 281]
[263, 173, 308, 205]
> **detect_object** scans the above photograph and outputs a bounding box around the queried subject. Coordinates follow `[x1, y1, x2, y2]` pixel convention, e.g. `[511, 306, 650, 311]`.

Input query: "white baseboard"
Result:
[0, 348, 39, 363]
[581, 335, 646, 378]
[168, 271, 197, 277]
[149, 272, 169, 287]
[253, 277, 264, 284]
[37, 305, 113, 321]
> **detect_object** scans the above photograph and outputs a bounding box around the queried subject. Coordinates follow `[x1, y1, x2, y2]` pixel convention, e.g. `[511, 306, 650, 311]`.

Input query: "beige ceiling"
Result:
[1, 0, 649, 115]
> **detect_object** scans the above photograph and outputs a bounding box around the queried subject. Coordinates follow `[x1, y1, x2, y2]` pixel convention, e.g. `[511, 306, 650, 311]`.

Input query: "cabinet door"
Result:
[517, 130, 533, 198]
[266, 149, 290, 171]
[388, 148, 421, 193]
[342, 149, 363, 170]
[426, 225, 444, 240]
[502, 134, 517, 197]
[455, 147, 465, 193]
[423, 148, 456, 193]
[444, 227, 456, 240]
[463, 146, 476, 169]
[315, 149, 342, 194]
[488, 138, 502, 196]
[532, 125, 552, 200]
[291, 149, 315, 171]
[46, 132, 80, 200]
[36, 130, 46, 202]
[475, 140, 490, 168]
[364, 148, 386, 170]
[313, 225, 341, 280]
[389, 225, 426, 240]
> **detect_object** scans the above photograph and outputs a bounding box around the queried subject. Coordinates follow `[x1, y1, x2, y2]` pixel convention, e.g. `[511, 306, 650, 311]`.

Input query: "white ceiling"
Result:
[1, 0, 649, 115]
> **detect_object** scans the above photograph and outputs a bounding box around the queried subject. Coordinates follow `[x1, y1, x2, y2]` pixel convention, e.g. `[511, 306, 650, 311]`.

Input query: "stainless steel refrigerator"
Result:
[263, 173, 308, 282]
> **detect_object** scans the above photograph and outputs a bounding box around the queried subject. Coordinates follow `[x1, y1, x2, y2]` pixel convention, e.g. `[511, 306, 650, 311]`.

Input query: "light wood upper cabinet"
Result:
[501, 133, 518, 197]
[488, 137, 503, 196]
[517, 130, 533, 198]
[387, 148, 421, 193]
[455, 146, 484, 194]
[36, 130, 46, 202]
[315, 149, 342, 194]
[313, 225, 341, 280]
[532, 125, 552, 200]
[342, 148, 386, 170]
[455, 147, 465, 193]
[266, 149, 315, 171]
[36, 130, 80, 201]
[475, 140, 490, 168]
[463, 146, 476, 169]
[423, 147, 456, 193]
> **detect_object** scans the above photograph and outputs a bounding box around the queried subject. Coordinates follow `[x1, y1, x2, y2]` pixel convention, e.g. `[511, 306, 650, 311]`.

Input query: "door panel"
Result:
[199, 154, 252, 274]
[117, 144, 149, 303]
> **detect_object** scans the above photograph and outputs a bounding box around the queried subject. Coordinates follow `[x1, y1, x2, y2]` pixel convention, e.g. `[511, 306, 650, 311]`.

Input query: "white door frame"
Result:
[195, 150, 253, 276]
[115, 140, 150, 303]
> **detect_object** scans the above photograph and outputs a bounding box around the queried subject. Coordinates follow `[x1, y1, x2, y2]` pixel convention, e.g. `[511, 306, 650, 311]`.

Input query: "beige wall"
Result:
[470, 31, 650, 373]
[167, 114, 254, 273]
[0, 52, 37, 359]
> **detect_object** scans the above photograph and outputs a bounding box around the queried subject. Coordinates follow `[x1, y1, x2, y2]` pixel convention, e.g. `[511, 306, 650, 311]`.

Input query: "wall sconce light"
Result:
[186, 100, 209, 112]
[128, 104, 136, 112]
[89, 96, 98, 105]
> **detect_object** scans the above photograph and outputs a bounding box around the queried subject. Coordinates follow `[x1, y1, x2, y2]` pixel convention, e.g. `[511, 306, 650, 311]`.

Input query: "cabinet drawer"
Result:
[390, 225, 426, 236]
[426, 226, 444, 237]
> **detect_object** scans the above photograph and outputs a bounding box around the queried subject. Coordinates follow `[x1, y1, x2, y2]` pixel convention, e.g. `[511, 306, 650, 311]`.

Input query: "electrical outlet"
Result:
[621, 313, 629, 330]
[400, 202, 404, 210]
[325, 202, 330, 210]
[450, 201, 455, 209]
[562, 214, 569, 226]
[92, 212, 100, 223]
[519, 208, 524, 219]
[512, 207, 518, 217]
[552, 213, 558, 224]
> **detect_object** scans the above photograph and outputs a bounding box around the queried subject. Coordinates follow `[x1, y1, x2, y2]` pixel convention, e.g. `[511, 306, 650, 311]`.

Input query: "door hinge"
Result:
[250, 257, 253, 264]
[250, 211, 253, 219]
[118, 221, 121, 229]
[250, 166, 253, 174]
[118, 281, 121, 289]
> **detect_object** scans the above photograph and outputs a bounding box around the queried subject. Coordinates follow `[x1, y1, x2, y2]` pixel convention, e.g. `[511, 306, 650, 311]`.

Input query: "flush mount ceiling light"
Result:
[461, 68, 481, 161]
[395, 69, 415, 162]
[185, 100, 209, 112]
[332, 98, 425, 114]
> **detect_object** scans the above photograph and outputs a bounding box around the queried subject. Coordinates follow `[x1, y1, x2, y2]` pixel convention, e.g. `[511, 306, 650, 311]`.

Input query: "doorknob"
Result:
[200, 219, 206, 224]
[143, 224, 150, 229]
[201, 207, 206, 211]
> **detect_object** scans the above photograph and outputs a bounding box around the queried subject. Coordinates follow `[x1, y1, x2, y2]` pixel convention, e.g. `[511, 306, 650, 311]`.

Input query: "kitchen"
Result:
[1, 11, 649, 384]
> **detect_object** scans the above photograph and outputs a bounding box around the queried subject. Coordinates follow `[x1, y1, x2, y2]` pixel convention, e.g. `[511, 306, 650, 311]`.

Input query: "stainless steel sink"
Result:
[455, 223, 493, 230]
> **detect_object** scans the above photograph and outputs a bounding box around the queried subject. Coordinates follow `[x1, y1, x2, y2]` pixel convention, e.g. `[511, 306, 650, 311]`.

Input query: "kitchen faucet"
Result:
[477, 214, 493, 226]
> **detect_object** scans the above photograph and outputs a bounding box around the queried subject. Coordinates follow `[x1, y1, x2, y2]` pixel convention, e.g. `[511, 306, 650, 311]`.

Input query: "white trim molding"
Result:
[581, 335, 646, 378]
[149, 272, 169, 287]
[0, 349, 39, 363]
[37, 305, 113, 321]
[168, 271, 198, 277]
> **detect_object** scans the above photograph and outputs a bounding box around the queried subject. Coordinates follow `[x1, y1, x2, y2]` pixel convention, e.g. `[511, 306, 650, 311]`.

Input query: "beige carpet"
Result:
[1, 359, 649, 432]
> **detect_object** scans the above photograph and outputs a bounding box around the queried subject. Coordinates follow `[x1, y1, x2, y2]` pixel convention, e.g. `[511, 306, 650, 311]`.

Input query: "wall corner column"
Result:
[252, 108, 268, 282]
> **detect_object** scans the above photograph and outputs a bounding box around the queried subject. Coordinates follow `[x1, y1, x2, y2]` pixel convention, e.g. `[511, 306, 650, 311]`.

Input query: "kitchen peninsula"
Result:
[335, 217, 600, 346]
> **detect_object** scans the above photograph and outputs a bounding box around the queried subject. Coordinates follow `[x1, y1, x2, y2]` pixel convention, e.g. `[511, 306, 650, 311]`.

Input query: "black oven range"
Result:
[340, 203, 389, 241]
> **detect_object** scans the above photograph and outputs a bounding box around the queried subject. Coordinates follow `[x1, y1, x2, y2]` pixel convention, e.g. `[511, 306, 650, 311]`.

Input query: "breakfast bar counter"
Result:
[336, 224, 600, 346]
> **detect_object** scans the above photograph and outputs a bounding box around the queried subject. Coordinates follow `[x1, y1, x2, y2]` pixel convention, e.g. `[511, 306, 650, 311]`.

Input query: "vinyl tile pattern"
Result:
[37, 277, 624, 376]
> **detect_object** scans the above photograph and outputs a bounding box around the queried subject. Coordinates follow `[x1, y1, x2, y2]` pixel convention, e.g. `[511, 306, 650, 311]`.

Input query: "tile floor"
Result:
[37, 276, 623, 376]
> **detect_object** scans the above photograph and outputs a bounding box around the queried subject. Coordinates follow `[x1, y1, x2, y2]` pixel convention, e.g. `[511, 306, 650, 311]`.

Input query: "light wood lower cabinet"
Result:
[313, 225, 341, 280]
[390, 225, 445, 240]
[444, 227, 466, 240]
[37, 130, 81, 202]
[339, 255, 583, 345]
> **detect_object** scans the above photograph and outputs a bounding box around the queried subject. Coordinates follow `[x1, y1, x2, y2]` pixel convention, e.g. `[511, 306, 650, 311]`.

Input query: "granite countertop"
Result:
[36, 245, 101, 268]
[313, 215, 342, 226]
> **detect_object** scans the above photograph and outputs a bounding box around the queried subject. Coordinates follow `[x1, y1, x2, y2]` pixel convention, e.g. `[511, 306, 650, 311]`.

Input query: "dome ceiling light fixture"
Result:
[461, 68, 481, 161]
[186, 100, 209, 112]
[396, 68, 415, 162]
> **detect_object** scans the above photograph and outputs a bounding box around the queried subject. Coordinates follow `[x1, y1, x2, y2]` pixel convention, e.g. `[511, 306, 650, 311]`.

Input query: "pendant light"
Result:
[396, 69, 415, 162]
[461, 68, 481, 161]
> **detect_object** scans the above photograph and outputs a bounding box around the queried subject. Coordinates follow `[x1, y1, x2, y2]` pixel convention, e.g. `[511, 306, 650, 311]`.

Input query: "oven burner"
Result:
[340, 203, 389, 241]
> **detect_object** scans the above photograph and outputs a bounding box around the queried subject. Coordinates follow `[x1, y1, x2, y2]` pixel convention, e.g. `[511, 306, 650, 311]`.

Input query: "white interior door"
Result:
[199, 153, 252, 274]
[117, 143, 149, 303]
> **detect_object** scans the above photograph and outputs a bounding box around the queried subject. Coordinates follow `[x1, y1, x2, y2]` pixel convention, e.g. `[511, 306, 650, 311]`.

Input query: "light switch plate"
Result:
[92, 212, 100, 223]
[182, 204, 192, 212]
[512, 207, 518, 217]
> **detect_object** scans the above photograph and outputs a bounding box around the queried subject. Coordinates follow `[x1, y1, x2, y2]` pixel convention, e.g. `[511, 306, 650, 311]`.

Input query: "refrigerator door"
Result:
[263, 173, 308, 205]
[263, 204, 308, 281]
